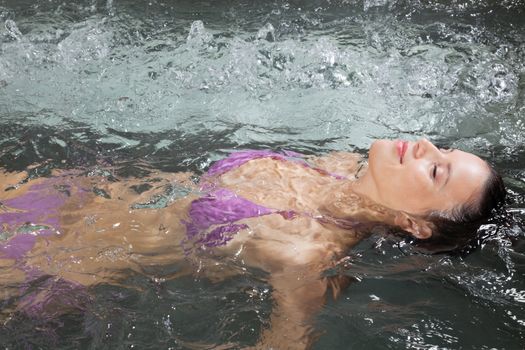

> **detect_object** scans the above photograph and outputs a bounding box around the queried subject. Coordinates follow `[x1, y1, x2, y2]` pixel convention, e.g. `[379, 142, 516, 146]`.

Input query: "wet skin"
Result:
[355, 138, 490, 215]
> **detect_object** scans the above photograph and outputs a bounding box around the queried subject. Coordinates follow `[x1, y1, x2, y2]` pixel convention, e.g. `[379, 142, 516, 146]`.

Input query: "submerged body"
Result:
[0, 150, 367, 348]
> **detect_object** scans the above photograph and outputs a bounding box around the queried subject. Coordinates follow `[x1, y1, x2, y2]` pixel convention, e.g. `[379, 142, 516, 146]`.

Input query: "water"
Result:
[0, 0, 524, 348]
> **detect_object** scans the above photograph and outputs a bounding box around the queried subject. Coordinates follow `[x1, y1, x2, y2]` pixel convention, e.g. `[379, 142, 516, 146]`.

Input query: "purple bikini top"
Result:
[185, 150, 347, 248]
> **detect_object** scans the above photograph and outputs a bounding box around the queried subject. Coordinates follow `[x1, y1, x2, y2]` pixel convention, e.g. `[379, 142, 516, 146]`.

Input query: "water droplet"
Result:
[4, 19, 22, 40]
[257, 23, 275, 42]
[186, 20, 212, 47]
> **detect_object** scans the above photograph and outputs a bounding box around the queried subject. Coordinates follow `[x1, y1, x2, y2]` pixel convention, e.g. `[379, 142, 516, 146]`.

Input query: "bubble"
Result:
[4, 19, 22, 41]
[56, 18, 112, 66]
[186, 20, 212, 47]
[256, 23, 275, 42]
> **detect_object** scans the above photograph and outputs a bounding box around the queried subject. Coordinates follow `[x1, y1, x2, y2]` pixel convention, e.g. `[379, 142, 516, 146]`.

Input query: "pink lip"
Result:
[397, 140, 408, 163]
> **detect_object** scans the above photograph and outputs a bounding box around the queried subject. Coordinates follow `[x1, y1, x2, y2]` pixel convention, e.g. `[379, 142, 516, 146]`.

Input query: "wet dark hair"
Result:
[418, 164, 506, 252]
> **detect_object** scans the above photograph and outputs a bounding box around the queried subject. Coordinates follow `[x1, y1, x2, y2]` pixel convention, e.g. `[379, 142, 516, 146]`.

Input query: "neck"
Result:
[319, 174, 397, 229]
[348, 168, 381, 206]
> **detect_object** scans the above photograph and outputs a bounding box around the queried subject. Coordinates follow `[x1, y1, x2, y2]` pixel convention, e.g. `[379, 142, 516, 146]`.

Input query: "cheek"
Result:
[384, 165, 430, 196]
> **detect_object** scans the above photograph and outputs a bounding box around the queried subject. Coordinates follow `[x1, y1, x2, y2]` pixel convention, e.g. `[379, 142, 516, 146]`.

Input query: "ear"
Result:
[393, 212, 433, 240]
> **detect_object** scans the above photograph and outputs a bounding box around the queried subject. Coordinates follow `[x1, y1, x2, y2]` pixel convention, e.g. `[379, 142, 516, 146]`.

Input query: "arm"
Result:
[229, 216, 354, 349]
[256, 267, 352, 350]
[257, 267, 327, 350]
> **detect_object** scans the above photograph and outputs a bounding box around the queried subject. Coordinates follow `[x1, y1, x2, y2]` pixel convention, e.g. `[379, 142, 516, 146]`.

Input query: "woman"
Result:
[0, 138, 505, 349]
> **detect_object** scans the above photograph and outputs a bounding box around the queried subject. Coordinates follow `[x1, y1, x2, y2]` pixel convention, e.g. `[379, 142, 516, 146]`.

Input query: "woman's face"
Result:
[362, 139, 490, 215]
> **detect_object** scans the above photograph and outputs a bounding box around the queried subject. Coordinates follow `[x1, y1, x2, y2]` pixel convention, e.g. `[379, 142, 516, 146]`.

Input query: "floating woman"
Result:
[0, 138, 506, 349]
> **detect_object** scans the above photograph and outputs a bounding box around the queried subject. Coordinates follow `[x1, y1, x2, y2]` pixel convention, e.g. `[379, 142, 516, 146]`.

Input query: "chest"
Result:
[216, 158, 341, 214]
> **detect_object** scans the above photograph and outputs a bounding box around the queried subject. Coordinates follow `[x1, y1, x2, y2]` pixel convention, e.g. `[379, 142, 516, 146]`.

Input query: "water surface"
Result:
[0, 0, 524, 348]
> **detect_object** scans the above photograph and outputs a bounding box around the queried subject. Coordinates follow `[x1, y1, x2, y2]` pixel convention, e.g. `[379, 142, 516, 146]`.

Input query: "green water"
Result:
[0, 0, 524, 348]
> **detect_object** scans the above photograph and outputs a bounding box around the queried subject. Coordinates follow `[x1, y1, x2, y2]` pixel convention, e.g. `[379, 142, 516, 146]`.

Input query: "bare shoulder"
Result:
[307, 151, 365, 178]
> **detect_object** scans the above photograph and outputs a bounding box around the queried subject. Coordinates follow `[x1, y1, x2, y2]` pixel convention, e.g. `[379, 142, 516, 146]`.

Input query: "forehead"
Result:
[444, 150, 489, 206]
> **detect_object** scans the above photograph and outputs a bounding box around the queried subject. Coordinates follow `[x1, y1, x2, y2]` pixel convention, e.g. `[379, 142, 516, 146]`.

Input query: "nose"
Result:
[413, 138, 441, 159]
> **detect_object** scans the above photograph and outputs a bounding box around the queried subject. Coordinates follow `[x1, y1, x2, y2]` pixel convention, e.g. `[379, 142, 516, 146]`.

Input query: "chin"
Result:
[368, 139, 392, 159]
[368, 139, 396, 177]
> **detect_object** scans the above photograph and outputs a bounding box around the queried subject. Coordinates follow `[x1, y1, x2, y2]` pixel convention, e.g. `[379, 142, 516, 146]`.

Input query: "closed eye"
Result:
[432, 164, 437, 179]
